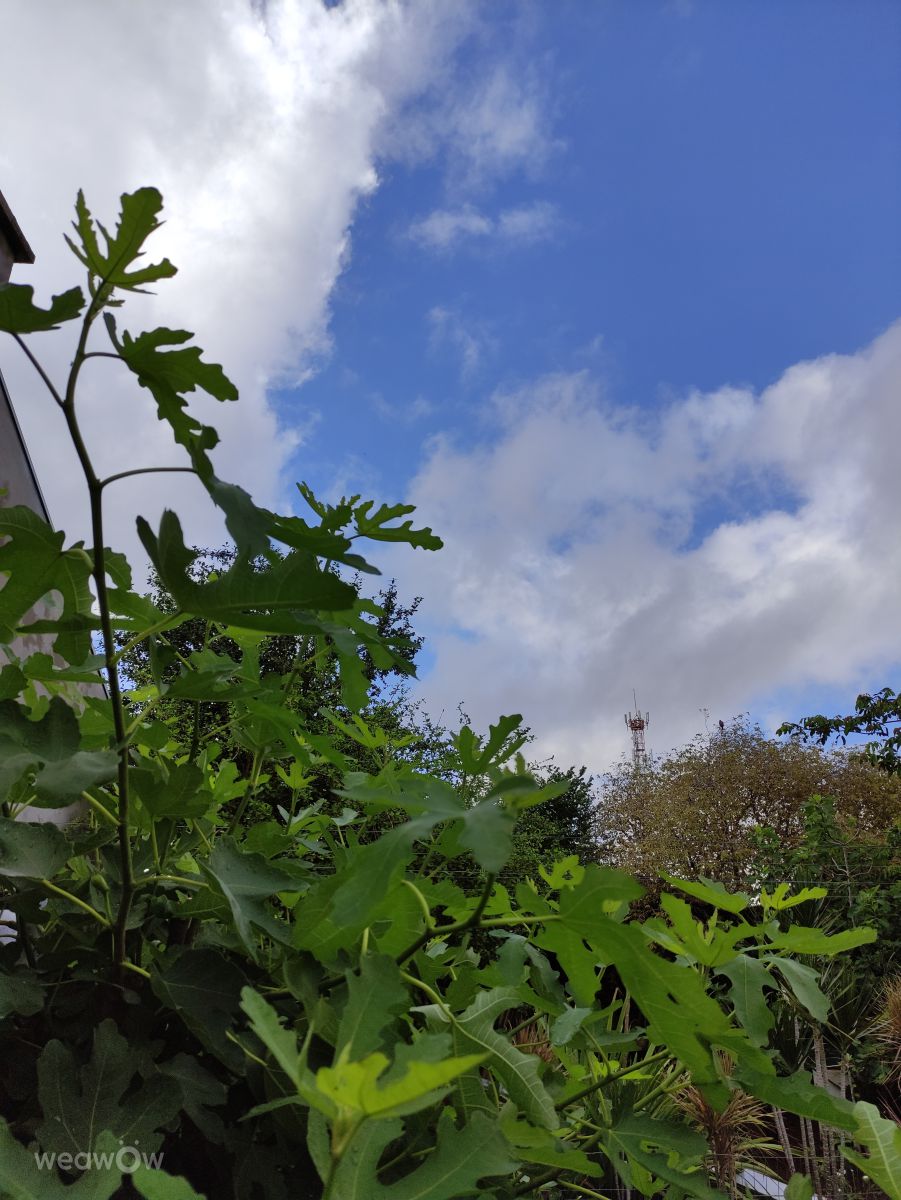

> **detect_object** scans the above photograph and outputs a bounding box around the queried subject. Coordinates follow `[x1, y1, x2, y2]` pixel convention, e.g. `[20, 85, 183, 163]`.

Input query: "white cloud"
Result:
[439, 64, 559, 190]
[387, 324, 901, 772]
[386, 54, 560, 193]
[0, 0, 473, 562]
[408, 201, 559, 251]
[372, 392, 436, 424]
[427, 306, 494, 381]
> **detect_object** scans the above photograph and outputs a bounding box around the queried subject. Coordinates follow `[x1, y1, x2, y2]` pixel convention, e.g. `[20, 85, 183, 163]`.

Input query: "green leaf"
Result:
[760, 883, 827, 911]
[353, 499, 443, 551]
[764, 955, 830, 1023]
[717, 956, 776, 1046]
[0, 505, 94, 664]
[336, 955, 408, 1059]
[661, 873, 751, 914]
[784, 1175, 814, 1200]
[111, 323, 245, 542]
[201, 838, 295, 955]
[132, 762, 210, 820]
[0, 664, 26, 700]
[451, 986, 557, 1129]
[327, 823, 427, 931]
[550, 1006, 594, 1046]
[766, 924, 877, 956]
[156, 1053, 226, 1145]
[150, 947, 247, 1071]
[454, 715, 527, 773]
[602, 1112, 725, 1200]
[240, 988, 303, 1087]
[0, 968, 44, 1019]
[560, 898, 763, 1093]
[329, 1110, 516, 1200]
[843, 1101, 901, 1200]
[502, 1113, 601, 1176]
[132, 1169, 208, 1200]
[557, 864, 645, 930]
[0, 816, 69, 878]
[65, 188, 176, 293]
[36, 1019, 181, 1157]
[317, 1050, 486, 1120]
[0, 1120, 120, 1200]
[0, 697, 117, 807]
[0, 282, 84, 333]
[138, 510, 356, 628]
[735, 1067, 857, 1131]
[535, 922, 601, 1007]
[384, 1109, 517, 1199]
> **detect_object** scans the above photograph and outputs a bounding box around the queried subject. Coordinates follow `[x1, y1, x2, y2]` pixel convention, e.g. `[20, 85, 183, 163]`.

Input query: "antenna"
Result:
[624, 690, 650, 768]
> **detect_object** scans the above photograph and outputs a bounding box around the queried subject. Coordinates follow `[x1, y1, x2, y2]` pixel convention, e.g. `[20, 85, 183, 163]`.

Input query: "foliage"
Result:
[0, 189, 898, 1200]
[597, 715, 901, 890]
[778, 687, 901, 776]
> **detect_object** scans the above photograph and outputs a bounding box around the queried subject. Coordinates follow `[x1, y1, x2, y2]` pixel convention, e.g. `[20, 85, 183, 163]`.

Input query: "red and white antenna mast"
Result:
[624, 691, 650, 768]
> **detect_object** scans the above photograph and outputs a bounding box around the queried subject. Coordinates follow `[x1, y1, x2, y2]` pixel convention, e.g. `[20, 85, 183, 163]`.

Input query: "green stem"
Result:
[81, 790, 118, 827]
[12, 333, 66, 407]
[121, 959, 151, 981]
[62, 294, 134, 972]
[226, 750, 263, 835]
[135, 874, 203, 890]
[559, 1183, 613, 1200]
[401, 879, 435, 930]
[38, 878, 110, 927]
[555, 1050, 672, 1111]
[99, 466, 197, 490]
[395, 907, 556, 966]
[113, 613, 184, 667]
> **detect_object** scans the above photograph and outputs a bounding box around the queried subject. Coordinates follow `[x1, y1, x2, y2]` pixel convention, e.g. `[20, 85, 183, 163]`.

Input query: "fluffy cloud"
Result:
[387, 56, 559, 190]
[408, 201, 559, 251]
[0, 0, 473, 560]
[390, 324, 901, 771]
[427, 306, 494, 381]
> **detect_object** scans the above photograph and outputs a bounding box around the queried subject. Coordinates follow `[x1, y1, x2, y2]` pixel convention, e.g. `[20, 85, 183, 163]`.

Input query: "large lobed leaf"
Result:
[328, 1110, 516, 1200]
[0, 283, 84, 333]
[0, 696, 117, 808]
[65, 187, 176, 295]
[0, 505, 95, 665]
[36, 1019, 181, 1157]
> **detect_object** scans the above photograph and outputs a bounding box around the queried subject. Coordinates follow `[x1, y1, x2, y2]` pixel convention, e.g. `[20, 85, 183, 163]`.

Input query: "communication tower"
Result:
[624, 692, 650, 768]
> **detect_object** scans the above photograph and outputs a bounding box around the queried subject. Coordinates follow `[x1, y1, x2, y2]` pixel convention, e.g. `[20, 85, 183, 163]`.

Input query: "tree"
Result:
[597, 715, 901, 889]
[778, 686, 901, 776]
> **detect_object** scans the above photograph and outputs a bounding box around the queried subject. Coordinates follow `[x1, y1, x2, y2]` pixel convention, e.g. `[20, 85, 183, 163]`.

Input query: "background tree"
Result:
[596, 715, 901, 889]
[778, 686, 901, 776]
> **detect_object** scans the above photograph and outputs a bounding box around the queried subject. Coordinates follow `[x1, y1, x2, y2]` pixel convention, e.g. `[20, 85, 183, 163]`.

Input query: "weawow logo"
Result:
[34, 1143, 164, 1174]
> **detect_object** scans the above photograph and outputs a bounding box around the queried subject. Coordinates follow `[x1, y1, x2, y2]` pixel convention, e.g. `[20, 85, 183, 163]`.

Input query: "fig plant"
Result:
[0, 190, 898, 1199]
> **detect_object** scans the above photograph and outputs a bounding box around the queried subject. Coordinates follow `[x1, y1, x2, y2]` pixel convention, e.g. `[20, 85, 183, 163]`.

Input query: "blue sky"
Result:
[3, 0, 900, 768]
[291, 0, 901, 510]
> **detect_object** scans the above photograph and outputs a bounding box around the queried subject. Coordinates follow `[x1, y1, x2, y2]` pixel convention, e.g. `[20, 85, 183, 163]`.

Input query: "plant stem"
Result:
[38, 878, 110, 927]
[81, 790, 119, 827]
[227, 750, 263, 835]
[559, 1184, 614, 1200]
[395, 908, 557, 966]
[100, 465, 197, 490]
[121, 960, 151, 980]
[61, 296, 134, 972]
[113, 613, 184, 666]
[12, 333, 66, 407]
[555, 1050, 671, 1111]
[135, 874, 204, 890]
